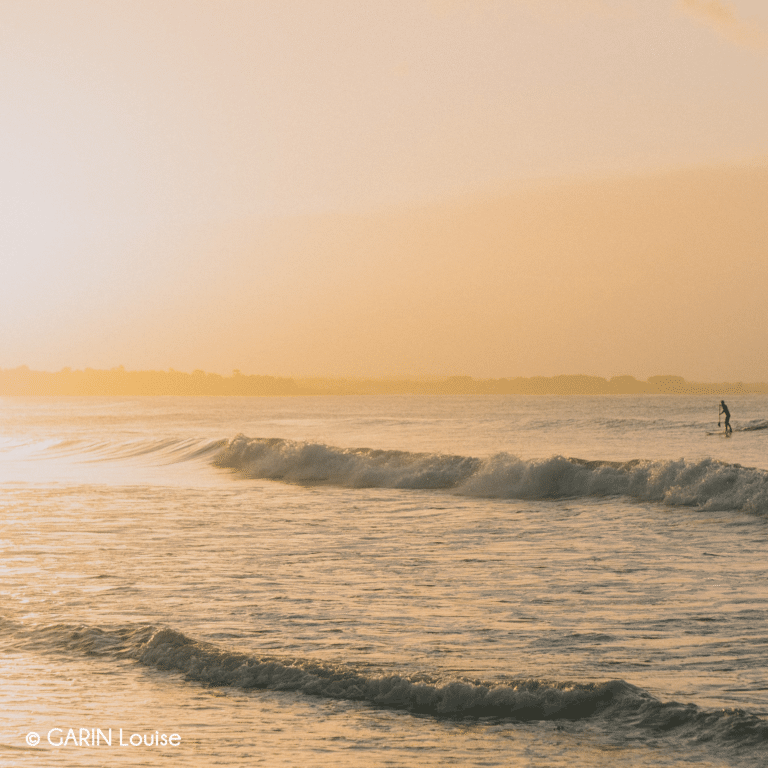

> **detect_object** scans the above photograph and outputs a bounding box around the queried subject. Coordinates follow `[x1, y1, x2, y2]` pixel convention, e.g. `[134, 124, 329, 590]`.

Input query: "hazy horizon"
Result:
[2, 1, 767, 382]
[4, 365, 768, 394]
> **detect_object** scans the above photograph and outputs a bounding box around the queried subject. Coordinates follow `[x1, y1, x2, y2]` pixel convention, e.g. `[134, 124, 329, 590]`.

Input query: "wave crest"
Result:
[213, 436, 768, 514]
[213, 435, 479, 489]
[137, 625, 630, 718]
[13, 620, 768, 754]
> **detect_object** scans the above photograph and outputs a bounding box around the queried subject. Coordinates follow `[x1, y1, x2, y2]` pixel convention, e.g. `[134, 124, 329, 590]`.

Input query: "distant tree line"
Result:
[0, 366, 298, 396]
[293, 374, 768, 395]
[1, 367, 767, 396]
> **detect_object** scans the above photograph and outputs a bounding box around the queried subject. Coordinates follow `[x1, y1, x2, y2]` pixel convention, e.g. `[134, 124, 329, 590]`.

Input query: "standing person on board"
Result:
[719, 400, 732, 435]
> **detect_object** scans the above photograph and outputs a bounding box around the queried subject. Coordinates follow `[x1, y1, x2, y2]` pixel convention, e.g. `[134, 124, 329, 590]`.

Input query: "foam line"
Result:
[213, 436, 768, 514]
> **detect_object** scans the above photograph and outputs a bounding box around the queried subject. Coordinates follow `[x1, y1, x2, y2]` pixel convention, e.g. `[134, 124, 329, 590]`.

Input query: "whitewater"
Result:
[1, 394, 767, 767]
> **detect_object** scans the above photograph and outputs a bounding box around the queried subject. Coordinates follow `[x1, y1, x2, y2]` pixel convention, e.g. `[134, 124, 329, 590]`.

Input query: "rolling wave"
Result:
[6, 436, 227, 463]
[213, 435, 768, 515]
[8, 620, 768, 755]
[9, 431, 768, 514]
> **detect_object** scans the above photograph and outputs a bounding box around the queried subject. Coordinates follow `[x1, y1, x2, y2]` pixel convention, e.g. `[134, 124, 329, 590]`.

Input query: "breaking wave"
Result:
[9, 620, 768, 755]
[213, 435, 768, 515]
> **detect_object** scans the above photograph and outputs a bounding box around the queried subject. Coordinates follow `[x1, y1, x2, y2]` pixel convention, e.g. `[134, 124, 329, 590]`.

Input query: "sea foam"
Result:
[213, 435, 768, 515]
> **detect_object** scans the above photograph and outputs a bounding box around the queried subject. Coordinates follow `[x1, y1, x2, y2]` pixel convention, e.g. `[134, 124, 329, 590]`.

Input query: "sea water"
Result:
[1, 394, 767, 767]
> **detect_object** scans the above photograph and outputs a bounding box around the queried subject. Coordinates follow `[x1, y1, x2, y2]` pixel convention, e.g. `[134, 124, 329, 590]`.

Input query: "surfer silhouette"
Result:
[719, 400, 732, 434]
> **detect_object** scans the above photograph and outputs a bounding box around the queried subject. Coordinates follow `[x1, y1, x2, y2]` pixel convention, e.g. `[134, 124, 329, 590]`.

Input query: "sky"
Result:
[1, 0, 767, 381]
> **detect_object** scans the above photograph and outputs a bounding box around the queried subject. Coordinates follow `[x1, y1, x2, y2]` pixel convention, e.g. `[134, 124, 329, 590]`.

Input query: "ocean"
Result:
[1, 394, 767, 767]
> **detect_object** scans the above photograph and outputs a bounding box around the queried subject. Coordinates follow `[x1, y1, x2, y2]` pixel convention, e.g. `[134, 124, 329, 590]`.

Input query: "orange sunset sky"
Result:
[1, 0, 767, 382]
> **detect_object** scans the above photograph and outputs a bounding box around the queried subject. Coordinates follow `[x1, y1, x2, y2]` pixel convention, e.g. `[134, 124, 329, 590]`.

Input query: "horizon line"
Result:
[1, 367, 766, 396]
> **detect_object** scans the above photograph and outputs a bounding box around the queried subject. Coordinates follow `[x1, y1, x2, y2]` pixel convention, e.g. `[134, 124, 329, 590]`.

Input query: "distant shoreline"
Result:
[1, 367, 766, 396]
